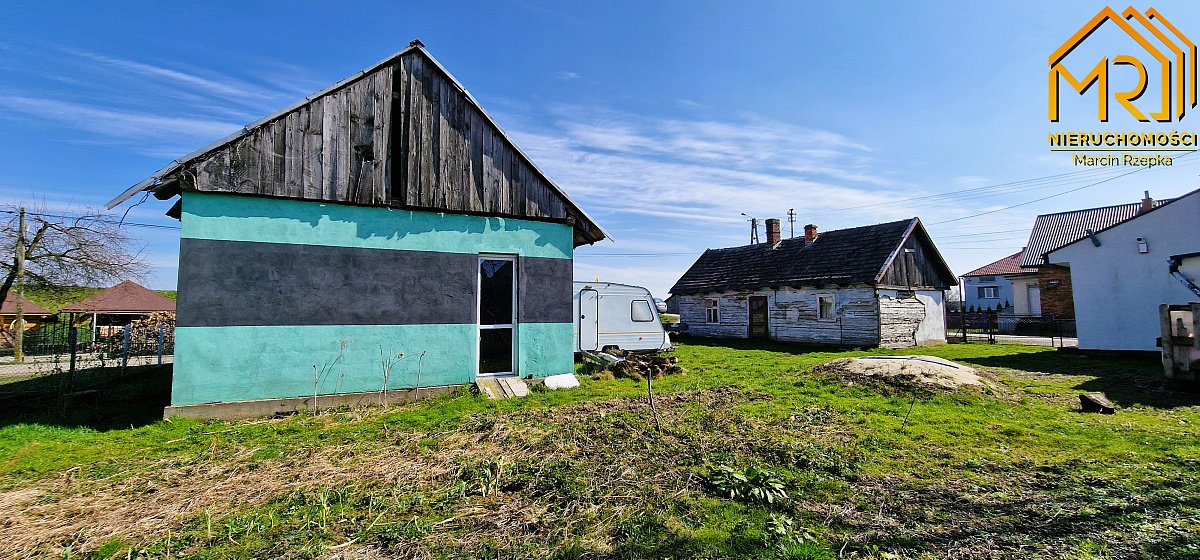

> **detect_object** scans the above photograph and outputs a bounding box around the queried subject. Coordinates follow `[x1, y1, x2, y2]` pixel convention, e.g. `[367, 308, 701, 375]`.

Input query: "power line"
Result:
[929, 162, 1165, 225]
[577, 252, 696, 257]
[935, 228, 1031, 239]
[808, 166, 1132, 218]
[0, 209, 180, 230]
[808, 152, 1200, 223]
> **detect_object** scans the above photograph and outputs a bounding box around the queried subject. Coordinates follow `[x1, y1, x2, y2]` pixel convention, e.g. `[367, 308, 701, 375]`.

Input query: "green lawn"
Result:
[0, 340, 1197, 559]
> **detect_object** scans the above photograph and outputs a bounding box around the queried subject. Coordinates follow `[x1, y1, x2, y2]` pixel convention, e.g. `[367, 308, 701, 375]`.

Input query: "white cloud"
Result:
[0, 95, 242, 142]
[63, 48, 278, 104]
[508, 105, 900, 226]
[494, 104, 921, 295]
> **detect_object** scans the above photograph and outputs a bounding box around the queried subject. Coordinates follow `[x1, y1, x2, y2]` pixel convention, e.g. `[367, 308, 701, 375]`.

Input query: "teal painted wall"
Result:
[516, 322, 575, 378]
[174, 322, 577, 405]
[174, 192, 577, 406]
[181, 192, 573, 260]
[173, 324, 476, 405]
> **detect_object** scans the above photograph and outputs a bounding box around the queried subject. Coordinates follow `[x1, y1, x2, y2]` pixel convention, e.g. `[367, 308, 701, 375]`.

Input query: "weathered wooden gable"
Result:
[875, 221, 956, 290]
[121, 45, 603, 246]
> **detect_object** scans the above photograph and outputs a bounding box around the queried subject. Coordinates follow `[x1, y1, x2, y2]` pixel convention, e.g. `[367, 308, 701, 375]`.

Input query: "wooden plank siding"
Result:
[175, 49, 599, 245]
[677, 287, 882, 346]
[878, 229, 955, 289]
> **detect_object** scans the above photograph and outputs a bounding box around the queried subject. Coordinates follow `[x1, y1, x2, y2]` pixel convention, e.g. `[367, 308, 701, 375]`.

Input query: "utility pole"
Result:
[14, 207, 25, 363]
[787, 208, 796, 238]
[740, 212, 761, 244]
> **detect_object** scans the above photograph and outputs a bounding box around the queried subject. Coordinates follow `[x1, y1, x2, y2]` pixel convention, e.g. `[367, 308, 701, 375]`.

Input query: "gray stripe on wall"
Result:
[518, 257, 573, 324]
[178, 238, 572, 327]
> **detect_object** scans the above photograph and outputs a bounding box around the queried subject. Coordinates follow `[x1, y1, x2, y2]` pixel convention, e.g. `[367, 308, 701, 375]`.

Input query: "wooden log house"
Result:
[670, 218, 956, 348]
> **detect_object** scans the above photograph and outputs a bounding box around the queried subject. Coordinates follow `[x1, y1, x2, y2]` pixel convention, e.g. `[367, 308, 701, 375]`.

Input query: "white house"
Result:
[960, 250, 1041, 314]
[1046, 188, 1200, 351]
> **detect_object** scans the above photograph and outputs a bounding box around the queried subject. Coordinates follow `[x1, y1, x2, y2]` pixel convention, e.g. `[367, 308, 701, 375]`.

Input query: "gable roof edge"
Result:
[872, 218, 918, 284]
[104, 43, 607, 241]
[1044, 187, 1200, 259]
[107, 42, 424, 210]
[873, 218, 958, 286]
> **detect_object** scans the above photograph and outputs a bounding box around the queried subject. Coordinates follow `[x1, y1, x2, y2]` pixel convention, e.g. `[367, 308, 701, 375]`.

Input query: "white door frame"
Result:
[579, 288, 599, 351]
[477, 255, 517, 378]
[1027, 283, 1042, 316]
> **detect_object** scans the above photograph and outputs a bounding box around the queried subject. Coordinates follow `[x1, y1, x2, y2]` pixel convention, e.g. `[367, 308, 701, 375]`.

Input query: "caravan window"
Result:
[705, 298, 719, 323]
[631, 300, 655, 322]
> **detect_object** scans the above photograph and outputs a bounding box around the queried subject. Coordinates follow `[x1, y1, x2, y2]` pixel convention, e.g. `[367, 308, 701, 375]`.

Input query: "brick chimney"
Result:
[803, 224, 818, 244]
[765, 218, 781, 245]
[1139, 190, 1154, 213]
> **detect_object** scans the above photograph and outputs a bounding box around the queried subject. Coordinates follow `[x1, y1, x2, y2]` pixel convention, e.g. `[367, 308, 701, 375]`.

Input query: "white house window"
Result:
[818, 295, 834, 320]
[705, 298, 719, 323]
[631, 299, 655, 322]
[978, 286, 999, 299]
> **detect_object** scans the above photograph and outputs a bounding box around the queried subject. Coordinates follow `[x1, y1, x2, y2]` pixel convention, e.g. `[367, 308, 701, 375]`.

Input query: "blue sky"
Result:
[2, 1, 1199, 297]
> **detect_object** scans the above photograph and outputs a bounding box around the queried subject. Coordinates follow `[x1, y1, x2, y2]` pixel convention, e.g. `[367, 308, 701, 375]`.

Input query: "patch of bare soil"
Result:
[818, 355, 989, 390]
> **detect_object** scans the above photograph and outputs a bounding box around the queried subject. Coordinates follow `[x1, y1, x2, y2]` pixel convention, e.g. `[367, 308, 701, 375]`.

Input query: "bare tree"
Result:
[0, 206, 148, 359]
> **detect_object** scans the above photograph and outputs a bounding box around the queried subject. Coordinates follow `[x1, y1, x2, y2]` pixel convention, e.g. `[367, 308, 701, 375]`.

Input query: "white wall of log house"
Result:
[877, 289, 946, 348]
[677, 286, 946, 348]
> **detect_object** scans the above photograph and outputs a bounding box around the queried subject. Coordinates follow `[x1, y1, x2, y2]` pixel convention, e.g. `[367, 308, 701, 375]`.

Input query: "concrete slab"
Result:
[163, 384, 462, 420]
[543, 373, 580, 389]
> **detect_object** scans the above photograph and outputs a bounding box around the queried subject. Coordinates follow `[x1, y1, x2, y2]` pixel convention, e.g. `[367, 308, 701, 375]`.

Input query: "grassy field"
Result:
[0, 340, 1197, 559]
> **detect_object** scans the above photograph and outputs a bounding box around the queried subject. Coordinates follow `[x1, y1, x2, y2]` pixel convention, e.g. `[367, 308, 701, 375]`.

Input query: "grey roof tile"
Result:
[670, 218, 916, 295]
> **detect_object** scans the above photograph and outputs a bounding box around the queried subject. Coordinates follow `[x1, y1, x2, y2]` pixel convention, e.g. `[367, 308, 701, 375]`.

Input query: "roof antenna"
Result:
[787, 208, 796, 238]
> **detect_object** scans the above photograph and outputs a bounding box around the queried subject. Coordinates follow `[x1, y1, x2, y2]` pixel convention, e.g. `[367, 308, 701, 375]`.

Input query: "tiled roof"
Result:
[670, 218, 923, 295]
[59, 281, 176, 313]
[1020, 199, 1171, 268]
[962, 250, 1028, 277]
[0, 292, 51, 316]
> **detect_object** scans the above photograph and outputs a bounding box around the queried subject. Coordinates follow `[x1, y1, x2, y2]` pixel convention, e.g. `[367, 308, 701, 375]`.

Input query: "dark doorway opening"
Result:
[749, 296, 769, 339]
[479, 257, 515, 375]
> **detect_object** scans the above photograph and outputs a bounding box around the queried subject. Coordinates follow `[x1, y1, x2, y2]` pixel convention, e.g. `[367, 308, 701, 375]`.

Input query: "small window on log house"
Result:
[903, 249, 917, 287]
[705, 299, 719, 323]
[818, 295, 834, 321]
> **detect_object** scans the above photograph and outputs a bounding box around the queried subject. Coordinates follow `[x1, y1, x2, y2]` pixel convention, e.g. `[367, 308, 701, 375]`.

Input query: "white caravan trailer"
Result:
[573, 281, 672, 353]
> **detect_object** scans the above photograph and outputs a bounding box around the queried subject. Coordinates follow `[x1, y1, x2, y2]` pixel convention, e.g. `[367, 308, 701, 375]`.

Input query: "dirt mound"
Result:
[818, 355, 986, 390]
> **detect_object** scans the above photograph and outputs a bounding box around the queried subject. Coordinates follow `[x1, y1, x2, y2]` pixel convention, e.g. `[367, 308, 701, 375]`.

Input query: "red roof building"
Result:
[60, 281, 175, 314]
[0, 292, 52, 317]
[962, 250, 1026, 277]
[60, 281, 175, 339]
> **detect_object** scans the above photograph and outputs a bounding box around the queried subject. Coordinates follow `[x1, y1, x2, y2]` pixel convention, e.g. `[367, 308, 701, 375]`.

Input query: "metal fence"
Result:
[2, 320, 174, 368]
[0, 318, 173, 419]
[946, 311, 1076, 346]
[12, 322, 172, 359]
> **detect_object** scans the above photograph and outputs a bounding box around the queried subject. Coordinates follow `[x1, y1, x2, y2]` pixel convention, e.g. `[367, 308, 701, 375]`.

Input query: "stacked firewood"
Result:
[583, 350, 683, 381]
[128, 312, 176, 344]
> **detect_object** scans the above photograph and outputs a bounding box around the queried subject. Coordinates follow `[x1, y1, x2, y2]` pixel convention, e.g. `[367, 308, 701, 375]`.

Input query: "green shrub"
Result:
[705, 463, 789, 505]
